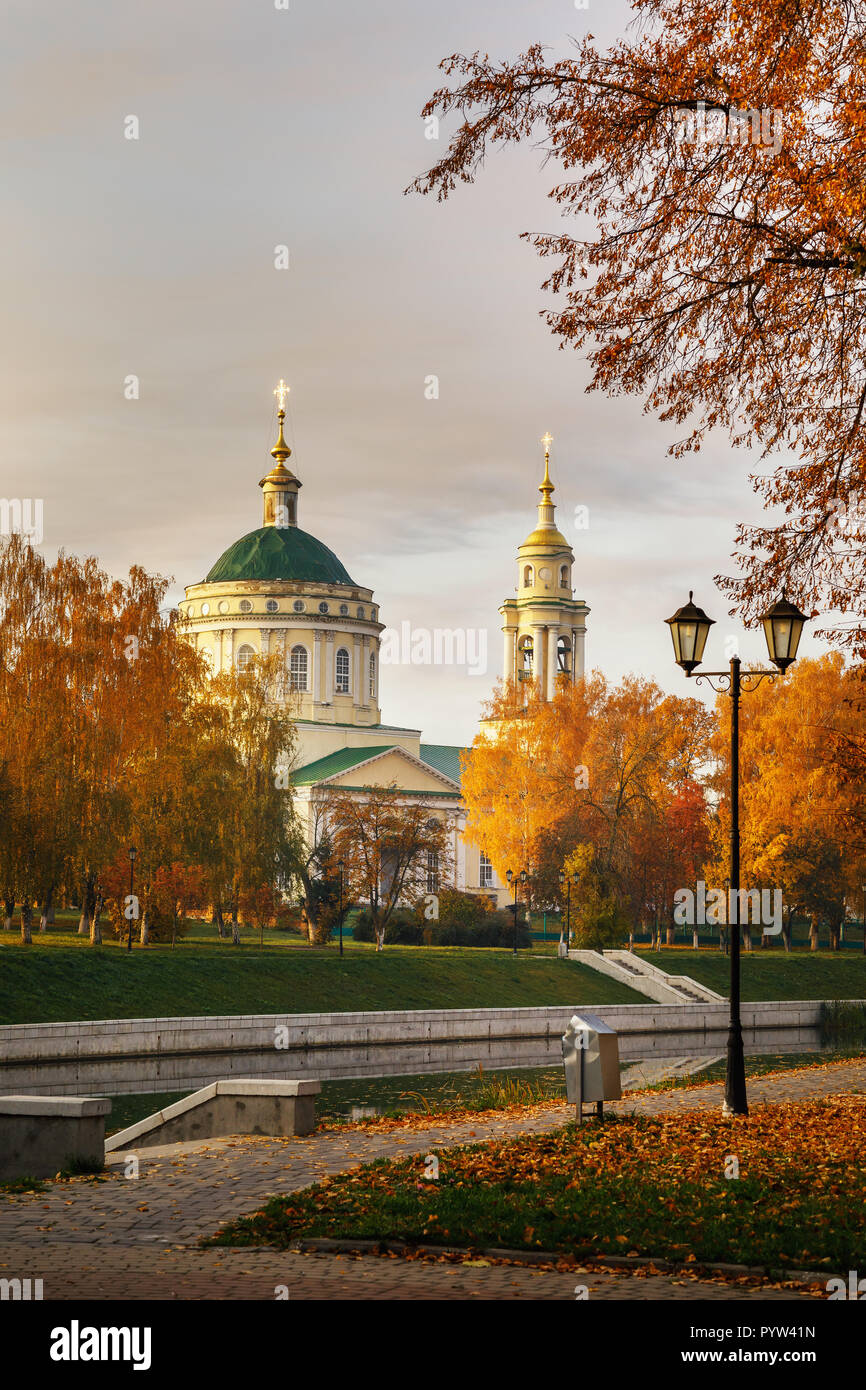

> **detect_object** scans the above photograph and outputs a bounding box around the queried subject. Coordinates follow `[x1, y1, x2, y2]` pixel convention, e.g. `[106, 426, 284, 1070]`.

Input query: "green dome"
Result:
[205, 526, 355, 585]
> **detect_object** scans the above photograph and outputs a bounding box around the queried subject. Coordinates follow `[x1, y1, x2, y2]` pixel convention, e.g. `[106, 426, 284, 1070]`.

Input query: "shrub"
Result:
[437, 888, 493, 931]
[433, 908, 531, 949]
[353, 908, 425, 945]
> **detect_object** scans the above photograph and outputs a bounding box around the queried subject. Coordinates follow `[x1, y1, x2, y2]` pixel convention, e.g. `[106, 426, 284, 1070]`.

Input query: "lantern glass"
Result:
[506, 869, 513, 885]
[665, 592, 715, 673]
[520, 870, 528, 885]
[761, 595, 807, 672]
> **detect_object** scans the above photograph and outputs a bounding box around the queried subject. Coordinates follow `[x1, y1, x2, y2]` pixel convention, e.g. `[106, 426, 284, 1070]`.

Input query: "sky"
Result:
[0, 0, 830, 744]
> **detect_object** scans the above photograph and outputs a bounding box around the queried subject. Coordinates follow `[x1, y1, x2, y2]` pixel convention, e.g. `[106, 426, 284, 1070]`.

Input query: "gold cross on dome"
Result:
[541, 431, 553, 458]
[274, 379, 290, 412]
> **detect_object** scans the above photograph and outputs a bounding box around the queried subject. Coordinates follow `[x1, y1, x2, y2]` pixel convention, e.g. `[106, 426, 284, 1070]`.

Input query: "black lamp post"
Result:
[558, 869, 578, 953]
[666, 589, 806, 1116]
[338, 859, 345, 958]
[126, 845, 138, 953]
[506, 868, 528, 955]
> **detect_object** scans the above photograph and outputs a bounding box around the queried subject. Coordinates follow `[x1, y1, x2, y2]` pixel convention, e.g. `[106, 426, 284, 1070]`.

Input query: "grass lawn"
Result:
[640, 947, 866, 1000]
[207, 1096, 866, 1272]
[0, 919, 644, 1023]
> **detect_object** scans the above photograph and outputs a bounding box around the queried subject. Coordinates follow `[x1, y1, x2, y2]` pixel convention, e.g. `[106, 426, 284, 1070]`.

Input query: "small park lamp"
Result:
[506, 869, 528, 956]
[337, 858, 345, 958]
[665, 590, 808, 1117]
[126, 845, 138, 953]
[558, 869, 579, 953]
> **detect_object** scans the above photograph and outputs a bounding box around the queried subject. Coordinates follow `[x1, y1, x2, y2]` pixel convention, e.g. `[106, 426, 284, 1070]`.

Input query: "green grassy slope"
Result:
[642, 948, 866, 1000]
[0, 944, 644, 1024]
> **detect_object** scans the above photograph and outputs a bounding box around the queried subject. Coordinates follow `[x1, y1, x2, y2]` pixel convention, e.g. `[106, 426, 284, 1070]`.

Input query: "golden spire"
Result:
[539, 431, 554, 501]
[270, 379, 292, 464]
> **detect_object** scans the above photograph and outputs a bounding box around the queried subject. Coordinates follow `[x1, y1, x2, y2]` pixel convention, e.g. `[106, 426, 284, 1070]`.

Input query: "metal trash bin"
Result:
[561, 1010, 622, 1123]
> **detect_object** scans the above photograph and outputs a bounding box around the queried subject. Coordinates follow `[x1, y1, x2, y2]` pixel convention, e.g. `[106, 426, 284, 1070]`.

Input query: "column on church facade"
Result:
[574, 624, 586, 679]
[259, 629, 270, 660]
[455, 811, 467, 891]
[546, 625, 560, 701]
[323, 632, 334, 703]
[313, 630, 323, 703]
[502, 627, 515, 685]
[223, 629, 233, 673]
[353, 635, 362, 707]
[532, 623, 547, 696]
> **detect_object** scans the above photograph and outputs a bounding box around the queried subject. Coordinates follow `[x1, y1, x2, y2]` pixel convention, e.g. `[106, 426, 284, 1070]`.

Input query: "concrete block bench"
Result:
[104, 1078, 321, 1153]
[0, 1096, 111, 1180]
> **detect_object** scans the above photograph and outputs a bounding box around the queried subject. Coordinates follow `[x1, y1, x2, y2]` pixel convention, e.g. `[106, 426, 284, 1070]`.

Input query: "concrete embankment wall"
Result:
[0, 1001, 838, 1097]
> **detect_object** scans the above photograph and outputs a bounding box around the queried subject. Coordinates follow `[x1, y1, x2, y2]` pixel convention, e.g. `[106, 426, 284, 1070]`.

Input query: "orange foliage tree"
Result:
[412, 0, 866, 652]
[462, 674, 712, 943]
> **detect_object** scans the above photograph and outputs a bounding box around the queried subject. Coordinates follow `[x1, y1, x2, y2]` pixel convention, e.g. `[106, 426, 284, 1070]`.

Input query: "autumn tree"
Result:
[321, 784, 452, 951]
[706, 653, 866, 950]
[412, 0, 866, 650]
[463, 674, 712, 939]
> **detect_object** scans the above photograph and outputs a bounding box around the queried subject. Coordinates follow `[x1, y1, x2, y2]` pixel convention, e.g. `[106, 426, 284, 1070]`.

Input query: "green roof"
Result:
[419, 744, 467, 785]
[292, 746, 397, 787]
[205, 526, 355, 585]
[292, 742, 466, 790]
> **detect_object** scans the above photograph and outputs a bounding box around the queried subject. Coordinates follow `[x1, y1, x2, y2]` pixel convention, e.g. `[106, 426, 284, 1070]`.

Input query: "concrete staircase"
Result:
[568, 948, 725, 1003]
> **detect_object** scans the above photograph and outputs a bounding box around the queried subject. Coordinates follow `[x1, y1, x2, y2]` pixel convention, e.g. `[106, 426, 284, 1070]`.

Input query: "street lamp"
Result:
[337, 859, 345, 958]
[665, 590, 807, 1116]
[558, 869, 579, 954]
[127, 845, 138, 953]
[506, 868, 528, 956]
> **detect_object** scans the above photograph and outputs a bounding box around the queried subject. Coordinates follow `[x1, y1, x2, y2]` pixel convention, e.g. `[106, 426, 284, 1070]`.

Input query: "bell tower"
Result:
[499, 433, 590, 699]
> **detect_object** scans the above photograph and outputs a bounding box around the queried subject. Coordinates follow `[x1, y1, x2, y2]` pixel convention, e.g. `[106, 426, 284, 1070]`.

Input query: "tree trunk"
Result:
[212, 903, 227, 940]
[781, 912, 792, 954]
[78, 873, 95, 935]
[692, 925, 699, 950]
[810, 916, 819, 951]
[375, 922, 385, 953]
[743, 925, 752, 952]
[20, 900, 33, 945]
[39, 884, 54, 933]
[628, 929, 634, 952]
[90, 893, 103, 946]
[665, 923, 675, 946]
[829, 922, 840, 951]
[139, 908, 150, 947]
[231, 904, 241, 946]
[4, 892, 14, 930]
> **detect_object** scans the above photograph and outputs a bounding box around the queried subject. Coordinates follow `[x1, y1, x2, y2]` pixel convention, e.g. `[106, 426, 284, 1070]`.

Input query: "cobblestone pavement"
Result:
[1, 1059, 862, 1302]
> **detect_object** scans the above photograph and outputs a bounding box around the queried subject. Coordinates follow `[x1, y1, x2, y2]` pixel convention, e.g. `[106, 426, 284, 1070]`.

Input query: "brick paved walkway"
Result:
[1, 1059, 862, 1301]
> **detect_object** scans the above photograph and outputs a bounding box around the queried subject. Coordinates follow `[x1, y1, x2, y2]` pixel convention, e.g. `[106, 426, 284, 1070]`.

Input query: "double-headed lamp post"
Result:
[506, 868, 528, 956]
[557, 869, 579, 953]
[665, 591, 807, 1116]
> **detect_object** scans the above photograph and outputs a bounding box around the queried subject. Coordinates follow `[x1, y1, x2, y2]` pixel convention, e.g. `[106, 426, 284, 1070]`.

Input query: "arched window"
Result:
[560, 565, 570, 588]
[519, 635, 534, 674]
[236, 643, 255, 673]
[480, 850, 494, 888]
[426, 850, 440, 894]
[335, 647, 350, 694]
[523, 564, 533, 587]
[369, 650, 376, 699]
[289, 644, 308, 691]
[557, 635, 572, 674]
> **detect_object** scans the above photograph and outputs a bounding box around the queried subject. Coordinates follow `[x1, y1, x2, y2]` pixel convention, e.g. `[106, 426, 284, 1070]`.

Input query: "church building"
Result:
[177, 385, 589, 909]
